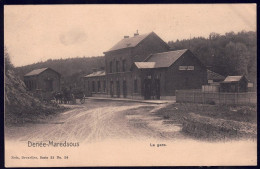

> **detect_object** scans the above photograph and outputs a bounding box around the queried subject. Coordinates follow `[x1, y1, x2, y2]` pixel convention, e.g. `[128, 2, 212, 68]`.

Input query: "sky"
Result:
[4, 4, 256, 67]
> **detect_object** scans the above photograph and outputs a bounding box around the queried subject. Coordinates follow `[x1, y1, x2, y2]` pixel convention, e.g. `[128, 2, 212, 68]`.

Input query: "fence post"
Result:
[183, 90, 185, 103]
[176, 90, 178, 102]
[219, 92, 220, 104]
[203, 91, 205, 104]
[224, 93, 226, 105]
[235, 92, 237, 104]
[193, 91, 195, 103]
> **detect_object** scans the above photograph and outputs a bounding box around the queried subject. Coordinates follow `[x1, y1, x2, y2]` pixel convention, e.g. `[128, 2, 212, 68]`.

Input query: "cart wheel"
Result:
[80, 98, 85, 104]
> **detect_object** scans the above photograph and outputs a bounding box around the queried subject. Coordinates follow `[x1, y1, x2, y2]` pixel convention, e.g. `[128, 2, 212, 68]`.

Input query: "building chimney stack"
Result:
[124, 36, 129, 39]
[134, 30, 139, 36]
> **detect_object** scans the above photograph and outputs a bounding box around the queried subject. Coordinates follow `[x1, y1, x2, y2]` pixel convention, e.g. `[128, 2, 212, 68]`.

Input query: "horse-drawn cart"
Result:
[72, 90, 85, 104]
[52, 87, 85, 104]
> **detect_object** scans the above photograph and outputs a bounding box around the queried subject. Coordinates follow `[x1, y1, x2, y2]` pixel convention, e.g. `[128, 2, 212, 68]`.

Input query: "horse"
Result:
[52, 91, 63, 104]
[62, 88, 74, 104]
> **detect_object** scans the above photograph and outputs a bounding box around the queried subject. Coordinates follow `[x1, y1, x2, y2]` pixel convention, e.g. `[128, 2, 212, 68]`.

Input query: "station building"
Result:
[83, 31, 207, 100]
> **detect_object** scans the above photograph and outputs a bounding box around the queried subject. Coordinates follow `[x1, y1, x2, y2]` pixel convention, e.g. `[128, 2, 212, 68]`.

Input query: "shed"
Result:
[24, 67, 61, 92]
[220, 75, 248, 93]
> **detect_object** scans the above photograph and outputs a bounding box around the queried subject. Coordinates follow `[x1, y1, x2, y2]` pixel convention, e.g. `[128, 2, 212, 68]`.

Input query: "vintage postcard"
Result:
[4, 4, 257, 167]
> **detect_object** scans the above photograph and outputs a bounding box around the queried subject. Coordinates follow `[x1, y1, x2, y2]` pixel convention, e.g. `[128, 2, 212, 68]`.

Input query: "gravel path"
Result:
[5, 100, 184, 143]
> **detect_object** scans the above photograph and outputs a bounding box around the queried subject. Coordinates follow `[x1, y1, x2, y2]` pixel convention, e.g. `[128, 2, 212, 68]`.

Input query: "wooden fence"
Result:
[176, 90, 257, 105]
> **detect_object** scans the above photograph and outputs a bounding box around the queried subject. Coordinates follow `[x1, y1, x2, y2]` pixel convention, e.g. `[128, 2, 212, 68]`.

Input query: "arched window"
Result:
[122, 59, 126, 72]
[110, 61, 113, 73]
[103, 80, 106, 92]
[92, 81, 95, 92]
[116, 61, 119, 72]
[97, 81, 101, 92]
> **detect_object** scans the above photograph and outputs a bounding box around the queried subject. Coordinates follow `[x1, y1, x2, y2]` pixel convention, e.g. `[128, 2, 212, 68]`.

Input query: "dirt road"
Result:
[5, 99, 257, 166]
[5, 99, 184, 143]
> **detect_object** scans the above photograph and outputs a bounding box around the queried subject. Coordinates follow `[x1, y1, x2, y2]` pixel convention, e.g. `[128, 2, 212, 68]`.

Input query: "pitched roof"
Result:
[144, 49, 188, 68]
[24, 68, 49, 76]
[84, 70, 106, 78]
[222, 76, 247, 83]
[134, 62, 156, 69]
[105, 32, 152, 53]
[207, 69, 225, 80]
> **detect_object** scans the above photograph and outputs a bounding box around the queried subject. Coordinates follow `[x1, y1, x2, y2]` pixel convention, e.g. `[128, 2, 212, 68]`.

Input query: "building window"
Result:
[116, 80, 120, 97]
[103, 80, 106, 92]
[123, 80, 127, 97]
[110, 61, 113, 73]
[134, 79, 138, 93]
[29, 81, 32, 89]
[97, 81, 101, 92]
[116, 61, 119, 72]
[92, 81, 95, 92]
[28, 81, 31, 90]
[122, 59, 126, 72]
[110, 81, 114, 96]
[32, 81, 35, 90]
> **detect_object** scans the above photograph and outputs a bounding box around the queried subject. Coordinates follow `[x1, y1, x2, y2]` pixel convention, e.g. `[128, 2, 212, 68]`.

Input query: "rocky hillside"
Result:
[5, 50, 65, 126]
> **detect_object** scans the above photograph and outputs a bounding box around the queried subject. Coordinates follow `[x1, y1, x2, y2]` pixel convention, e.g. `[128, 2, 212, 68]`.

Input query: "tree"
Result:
[4, 46, 14, 73]
[167, 31, 256, 78]
[225, 42, 249, 75]
[209, 32, 220, 40]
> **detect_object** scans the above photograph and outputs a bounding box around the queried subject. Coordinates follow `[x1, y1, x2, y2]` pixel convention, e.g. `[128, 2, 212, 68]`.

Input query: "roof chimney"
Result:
[124, 36, 129, 39]
[134, 30, 139, 36]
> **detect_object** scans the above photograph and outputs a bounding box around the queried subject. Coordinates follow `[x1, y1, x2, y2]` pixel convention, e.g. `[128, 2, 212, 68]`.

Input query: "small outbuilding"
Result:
[24, 67, 61, 92]
[220, 75, 248, 93]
